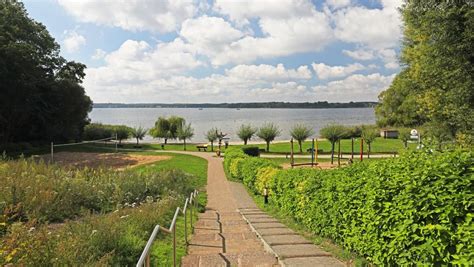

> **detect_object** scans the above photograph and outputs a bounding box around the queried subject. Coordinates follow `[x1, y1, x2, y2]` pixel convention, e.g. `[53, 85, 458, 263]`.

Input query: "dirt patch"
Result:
[42, 152, 171, 170]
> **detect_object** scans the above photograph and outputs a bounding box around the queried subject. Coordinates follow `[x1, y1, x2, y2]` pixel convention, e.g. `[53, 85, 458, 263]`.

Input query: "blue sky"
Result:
[23, 0, 403, 103]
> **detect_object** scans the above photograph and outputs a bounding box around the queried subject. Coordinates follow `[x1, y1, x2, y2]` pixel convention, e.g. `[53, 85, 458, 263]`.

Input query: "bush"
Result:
[267, 150, 473, 265]
[83, 123, 114, 140]
[223, 147, 248, 173]
[242, 146, 260, 157]
[0, 159, 194, 224]
[240, 158, 279, 193]
[255, 167, 279, 196]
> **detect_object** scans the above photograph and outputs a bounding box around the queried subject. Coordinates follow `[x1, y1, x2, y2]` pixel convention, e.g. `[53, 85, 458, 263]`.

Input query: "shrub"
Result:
[240, 158, 280, 193]
[255, 167, 279, 196]
[223, 147, 248, 173]
[83, 123, 113, 140]
[267, 150, 473, 265]
[229, 158, 246, 180]
[242, 146, 260, 157]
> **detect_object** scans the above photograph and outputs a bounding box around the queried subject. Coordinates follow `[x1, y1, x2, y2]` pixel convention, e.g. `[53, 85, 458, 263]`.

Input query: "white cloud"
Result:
[333, 0, 402, 49]
[312, 73, 396, 101]
[57, 0, 196, 32]
[377, 48, 399, 69]
[63, 30, 86, 53]
[226, 64, 312, 81]
[91, 49, 106, 60]
[326, 0, 352, 9]
[342, 49, 375, 60]
[312, 62, 365, 79]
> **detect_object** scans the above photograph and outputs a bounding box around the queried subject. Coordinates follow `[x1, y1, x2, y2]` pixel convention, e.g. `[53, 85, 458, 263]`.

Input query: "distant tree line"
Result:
[93, 101, 378, 109]
[376, 0, 473, 146]
[0, 1, 92, 149]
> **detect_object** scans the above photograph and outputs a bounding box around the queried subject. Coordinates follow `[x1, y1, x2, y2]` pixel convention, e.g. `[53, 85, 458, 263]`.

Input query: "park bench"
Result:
[196, 145, 208, 151]
[307, 148, 323, 153]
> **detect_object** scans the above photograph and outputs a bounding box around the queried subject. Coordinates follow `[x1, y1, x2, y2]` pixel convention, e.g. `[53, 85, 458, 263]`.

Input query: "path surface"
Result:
[175, 152, 343, 267]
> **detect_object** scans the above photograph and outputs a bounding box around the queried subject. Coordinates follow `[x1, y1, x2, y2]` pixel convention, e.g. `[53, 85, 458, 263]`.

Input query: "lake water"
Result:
[89, 108, 376, 142]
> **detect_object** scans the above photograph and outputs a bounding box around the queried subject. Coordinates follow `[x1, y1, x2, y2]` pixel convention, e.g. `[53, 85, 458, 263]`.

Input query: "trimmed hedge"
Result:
[242, 146, 260, 157]
[224, 149, 473, 265]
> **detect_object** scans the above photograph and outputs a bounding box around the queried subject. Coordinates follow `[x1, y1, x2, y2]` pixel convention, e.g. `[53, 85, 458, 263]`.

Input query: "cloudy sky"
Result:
[24, 0, 403, 103]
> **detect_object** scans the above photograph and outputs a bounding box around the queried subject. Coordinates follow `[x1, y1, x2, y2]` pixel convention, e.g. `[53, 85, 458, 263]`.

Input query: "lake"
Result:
[89, 108, 376, 142]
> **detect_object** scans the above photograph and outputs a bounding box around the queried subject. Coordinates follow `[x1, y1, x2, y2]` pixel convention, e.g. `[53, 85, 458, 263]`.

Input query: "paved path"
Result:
[175, 152, 344, 266]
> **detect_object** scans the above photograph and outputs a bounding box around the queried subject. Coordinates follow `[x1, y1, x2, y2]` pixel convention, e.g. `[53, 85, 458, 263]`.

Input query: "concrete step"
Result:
[252, 222, 287, 229]
[282, 256, 345, 267]
[190, 232, 257, 242]
[258, 228, 296, 236]
[261, 234, 313, 246]
[271, 244, 332, 259]
[181, 252, 279, 267]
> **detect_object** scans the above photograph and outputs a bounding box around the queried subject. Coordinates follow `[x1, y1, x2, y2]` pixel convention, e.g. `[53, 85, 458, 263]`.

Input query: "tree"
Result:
[290, 124, 314, 153]
[205, 128, 218, 151]
[150, 117, 171, 143]
[168, 116, 185, 141]
[131, 126, 147, 146]
[237, 124, 257, 145]
[257, 123, 281, 152]
[177, 123, 194, 150]
[376, 1, 474, 141]
[362, 126, 378, 158]
[114, 125, 132, 145]
[320, 124, 346, 164]
[398, 128, 411, 149]
[0, 1, 92, 146]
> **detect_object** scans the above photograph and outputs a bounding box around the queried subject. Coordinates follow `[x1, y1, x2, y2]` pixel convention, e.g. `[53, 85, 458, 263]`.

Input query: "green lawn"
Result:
[234, 137, 416, 155]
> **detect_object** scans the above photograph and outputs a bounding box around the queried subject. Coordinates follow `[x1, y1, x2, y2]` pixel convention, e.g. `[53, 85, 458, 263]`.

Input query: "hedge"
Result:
[224, 148, 473, 265]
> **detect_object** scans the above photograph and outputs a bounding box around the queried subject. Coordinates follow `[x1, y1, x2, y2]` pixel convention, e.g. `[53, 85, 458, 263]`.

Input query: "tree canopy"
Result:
[290, 124, 314, 153]
[237, 124, 257, 145]
[376, 0, 473, 145]
[257, 123, 281, 152]
[0, 0, 92, 147]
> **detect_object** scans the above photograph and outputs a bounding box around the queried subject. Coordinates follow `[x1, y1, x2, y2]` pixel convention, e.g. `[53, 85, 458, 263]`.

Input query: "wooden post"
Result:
[311, 138, 315, 166]
[315, 139, 318, 163]
[337, 139, 341, 166]
[290, 138, 294, 167]
[351, 138, 354, 159]
[360, 138, 364, 161]
[115, 133, 118, 153]
[50, 142, 54, 163]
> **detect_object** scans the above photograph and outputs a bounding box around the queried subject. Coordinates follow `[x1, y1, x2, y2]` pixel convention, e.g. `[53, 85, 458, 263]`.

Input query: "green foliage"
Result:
[205, 128, 219, 151]
[130, 126, 147, 145]
[150, 116, 186, 144]
[361, 126, 379, 157]
[242, 146, 260, 157]
[376, 1, 474, 142]
[113, 125, 133, 145]
[255, 167, 279, 196]
[398, 128, 411, 148]
[0, 159, 194, 225]
[320, 124, 347, 163]
[83, 123, 114, 140]
[237, 124, 257, 145]
[0, 1, 92, 145]
[290, 124, 314, 152]
[257, 123, 281, 152]
[177, 123, 194, 150]
[226, 149, 474, 265]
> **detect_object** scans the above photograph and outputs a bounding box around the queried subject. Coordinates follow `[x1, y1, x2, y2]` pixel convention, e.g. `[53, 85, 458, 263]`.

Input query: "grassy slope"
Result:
[131, 152, 208, 266]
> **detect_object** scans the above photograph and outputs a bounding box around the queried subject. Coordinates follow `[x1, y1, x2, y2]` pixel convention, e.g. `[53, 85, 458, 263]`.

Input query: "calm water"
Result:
[89, 108, 376, 142]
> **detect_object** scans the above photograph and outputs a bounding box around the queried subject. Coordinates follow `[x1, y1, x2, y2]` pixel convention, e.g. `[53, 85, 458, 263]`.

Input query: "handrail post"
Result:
[184, 201, 188, 245]
[190, 194, 194, 234]
[145, 253, 150, 267]
[173, 222, 177, 267]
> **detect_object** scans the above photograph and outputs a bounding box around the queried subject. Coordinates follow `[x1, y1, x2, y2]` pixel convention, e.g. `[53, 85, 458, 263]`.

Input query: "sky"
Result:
[23, 0, 404, 103]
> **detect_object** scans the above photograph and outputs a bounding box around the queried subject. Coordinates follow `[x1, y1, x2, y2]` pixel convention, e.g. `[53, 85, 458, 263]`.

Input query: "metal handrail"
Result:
[136, 190, 199, 267]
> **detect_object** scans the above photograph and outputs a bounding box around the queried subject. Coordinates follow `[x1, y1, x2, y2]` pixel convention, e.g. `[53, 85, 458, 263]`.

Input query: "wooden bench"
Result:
[196, 145, 208, 151]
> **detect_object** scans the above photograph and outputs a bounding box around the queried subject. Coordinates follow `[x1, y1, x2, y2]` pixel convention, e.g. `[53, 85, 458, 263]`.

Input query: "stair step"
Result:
[181, 252, 279, 267]
[272, 244, 331, 259]
[262, 234, 313, 246]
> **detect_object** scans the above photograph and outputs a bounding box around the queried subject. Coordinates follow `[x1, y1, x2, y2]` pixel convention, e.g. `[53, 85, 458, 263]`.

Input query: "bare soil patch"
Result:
[42, 152, 170, 169]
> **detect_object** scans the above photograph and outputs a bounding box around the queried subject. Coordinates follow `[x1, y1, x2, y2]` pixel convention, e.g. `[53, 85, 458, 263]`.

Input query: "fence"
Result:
[50, 135, 117, 163]
[136, 190, 199, 267]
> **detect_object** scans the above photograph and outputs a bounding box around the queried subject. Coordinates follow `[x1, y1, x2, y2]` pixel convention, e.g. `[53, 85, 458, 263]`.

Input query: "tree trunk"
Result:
[298, 140, 302, 153]
[184, 139, 186, 151]
[244, 139, 247, 145]
[164, 138, 168, 144]
[367, 143, 371, 158]
[404, 141, 407, 149]
[136, 138, 139, 145]
[211, 141, 214, 151]
[331, 142, 335, 164]
[266, 141, 270, 152]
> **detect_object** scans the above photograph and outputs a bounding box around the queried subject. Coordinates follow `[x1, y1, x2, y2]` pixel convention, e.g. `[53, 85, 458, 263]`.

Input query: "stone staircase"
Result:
[181, 210, 279, 267]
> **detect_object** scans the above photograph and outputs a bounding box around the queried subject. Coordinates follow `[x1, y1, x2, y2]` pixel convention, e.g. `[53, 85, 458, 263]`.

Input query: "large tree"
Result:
[320, 124, 346, 164]
[376, 0, 474, 144]
[0, 0, 92, 146]
[237, 124, 257, 145]
[257, 123, 281, 152]
[290, 124, 314, 153]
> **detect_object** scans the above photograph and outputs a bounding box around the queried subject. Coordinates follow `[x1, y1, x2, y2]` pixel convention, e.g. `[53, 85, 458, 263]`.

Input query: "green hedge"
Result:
[225, 149, 473, 265]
